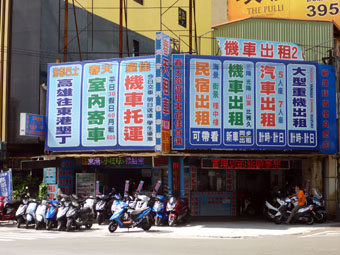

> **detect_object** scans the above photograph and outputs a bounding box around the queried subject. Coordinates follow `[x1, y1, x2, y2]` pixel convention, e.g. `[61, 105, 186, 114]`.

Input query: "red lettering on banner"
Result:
[162, 58, 170, 76]
[174, 103, 183, 110]
[174, 85, 183, 93]
[163, 78, 169, 95]
[322, 80, 328, 87]
[321, 69, 329, 77]
[322, 90, 329, 97]
[174, 59, 183, 67]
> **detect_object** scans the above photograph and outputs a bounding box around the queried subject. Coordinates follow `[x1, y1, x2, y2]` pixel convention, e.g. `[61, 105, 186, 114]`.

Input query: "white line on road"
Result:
[300, 231, 340, 238]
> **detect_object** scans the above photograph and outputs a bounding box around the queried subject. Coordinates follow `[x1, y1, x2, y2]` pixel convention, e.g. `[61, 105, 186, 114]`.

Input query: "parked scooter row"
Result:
[264, 188, 327, 225]
[12, 188, 94, 231]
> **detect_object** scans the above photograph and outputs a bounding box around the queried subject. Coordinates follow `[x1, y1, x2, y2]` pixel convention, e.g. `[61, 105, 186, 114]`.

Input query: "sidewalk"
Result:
[1, 219, 340, 239]
[98, 220, 340, 239]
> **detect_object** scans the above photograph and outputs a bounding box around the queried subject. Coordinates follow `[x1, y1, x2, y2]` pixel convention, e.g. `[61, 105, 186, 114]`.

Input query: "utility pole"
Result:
[119, 0, 123, 58]
[63, 0, 68, 62]
[189, 0, 192, 54]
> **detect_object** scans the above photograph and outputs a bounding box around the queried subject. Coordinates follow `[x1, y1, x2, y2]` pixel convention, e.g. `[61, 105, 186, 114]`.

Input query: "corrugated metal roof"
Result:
[211, 17, 335, 63]
[212, 16, 340, 34]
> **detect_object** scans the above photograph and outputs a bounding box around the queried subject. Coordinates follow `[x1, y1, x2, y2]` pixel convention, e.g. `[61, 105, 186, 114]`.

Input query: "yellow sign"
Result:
[228, 0, 340, 28]
[162, 130, 170, 153]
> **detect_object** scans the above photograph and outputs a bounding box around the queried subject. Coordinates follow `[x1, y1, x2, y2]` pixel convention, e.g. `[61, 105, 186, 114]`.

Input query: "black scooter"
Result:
[95, 189, 115, 225]
[307, 188, 327, 223]
[66, 196, 93, 232]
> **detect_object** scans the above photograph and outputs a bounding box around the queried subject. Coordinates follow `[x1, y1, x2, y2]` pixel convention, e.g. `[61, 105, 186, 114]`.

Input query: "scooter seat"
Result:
[6, 200, 21, 208]
[80, 207, 91, 214]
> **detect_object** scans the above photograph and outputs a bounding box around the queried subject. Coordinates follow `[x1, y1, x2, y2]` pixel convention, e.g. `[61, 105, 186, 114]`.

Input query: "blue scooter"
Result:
[108, 180, 161, 233]
[152, 195, 168, 226]
[46, 200, 59, 230]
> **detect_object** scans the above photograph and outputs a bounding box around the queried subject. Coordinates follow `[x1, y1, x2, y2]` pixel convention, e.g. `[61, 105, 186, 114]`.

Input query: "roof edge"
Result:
[212, 16, 339, 30]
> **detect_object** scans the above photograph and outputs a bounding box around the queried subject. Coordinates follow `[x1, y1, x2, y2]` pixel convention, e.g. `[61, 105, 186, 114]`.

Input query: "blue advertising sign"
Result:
[43, 167, 57, 184]
[224, 61, 254, 147]
[256, 62, 287, 147]
[118, 58, 155, 147]
[172, 54, 335, 153]
[287, 64, 317, 148]
[81, 61, 119, 148]
[46, 56, 156, 151]
[318, 65, 337, 154]
[0, 169, 12, 201]
[189, 58, 222, 146]
[47, 63, 82, 148]
[155, 32, 171, 152]
[172, 55, 186, 149]
[20, 113, 46, 137]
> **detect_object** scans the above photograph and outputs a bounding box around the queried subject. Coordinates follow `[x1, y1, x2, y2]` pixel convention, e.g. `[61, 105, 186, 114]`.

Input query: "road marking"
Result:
[300, 231, 340, 238]
[0, 231, 107, 242]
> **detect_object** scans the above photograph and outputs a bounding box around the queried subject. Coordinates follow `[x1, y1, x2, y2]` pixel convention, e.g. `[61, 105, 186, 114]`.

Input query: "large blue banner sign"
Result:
[46, 56, 156, 151]
[172, 54, 336, 153]
[0, 169, 12, 201]
[317, 65, 337, 154]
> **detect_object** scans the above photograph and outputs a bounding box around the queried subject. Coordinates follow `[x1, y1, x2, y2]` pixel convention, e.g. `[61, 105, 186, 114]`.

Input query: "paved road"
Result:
[0, 221, 340, 255]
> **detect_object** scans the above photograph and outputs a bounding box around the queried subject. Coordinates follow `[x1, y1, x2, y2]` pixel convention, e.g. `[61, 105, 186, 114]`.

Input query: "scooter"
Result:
[35, 199, 48, 230]
[65, 196, 93, 232]
[15, 188, 30, 228]
[45, 200, 59, 230]
[264, 196, 285, 221]
[83, 196, 96, 219]
[56, 196, 71, 231]
[307, 188, 327, 223]
[25, 198, 39, 229]
[107, 180, 161, 233]
[274, 197, 314, 225]
[95, 189, 115, 225]
[0, 196, 21, 222]
[166, 196, 190, 226]
[152, 195, 168, 226]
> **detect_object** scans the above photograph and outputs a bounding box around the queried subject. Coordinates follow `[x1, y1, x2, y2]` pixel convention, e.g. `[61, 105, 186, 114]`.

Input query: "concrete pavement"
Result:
[1, 219, 340, 239]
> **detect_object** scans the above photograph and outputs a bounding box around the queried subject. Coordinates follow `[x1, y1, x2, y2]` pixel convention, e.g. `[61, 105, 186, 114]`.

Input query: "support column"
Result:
[325, 156, 338, 217]
[168, 157, 172, 195]
[180, 157, 184, 198]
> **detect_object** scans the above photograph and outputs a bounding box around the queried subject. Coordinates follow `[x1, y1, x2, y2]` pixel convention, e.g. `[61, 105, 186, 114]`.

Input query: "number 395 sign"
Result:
[228, 0, 340, 29]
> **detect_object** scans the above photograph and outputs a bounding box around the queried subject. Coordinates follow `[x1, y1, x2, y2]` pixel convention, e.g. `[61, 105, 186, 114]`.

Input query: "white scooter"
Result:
[25, 199, 39, 229]
[15, 187, 30, 228]
[35, 200, 48, 230]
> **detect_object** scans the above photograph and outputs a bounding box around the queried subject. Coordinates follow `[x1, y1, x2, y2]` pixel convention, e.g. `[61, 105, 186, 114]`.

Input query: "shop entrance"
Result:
[96, 168, 152, 196]
[237, 170, 271, 216]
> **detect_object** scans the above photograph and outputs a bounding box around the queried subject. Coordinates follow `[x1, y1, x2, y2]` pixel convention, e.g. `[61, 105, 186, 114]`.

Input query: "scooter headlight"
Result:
[153, 202, 164, 211]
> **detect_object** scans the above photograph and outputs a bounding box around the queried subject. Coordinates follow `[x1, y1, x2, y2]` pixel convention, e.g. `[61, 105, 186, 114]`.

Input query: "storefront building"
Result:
[167, 18, 339, 217]
[40, 20, 338, 218]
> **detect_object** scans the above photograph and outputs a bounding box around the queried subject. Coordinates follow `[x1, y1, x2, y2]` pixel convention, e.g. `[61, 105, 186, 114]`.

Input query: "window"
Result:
[134, 0, 143, 5]
[178, 7, 187, 28]
[133, 40, 140, 56]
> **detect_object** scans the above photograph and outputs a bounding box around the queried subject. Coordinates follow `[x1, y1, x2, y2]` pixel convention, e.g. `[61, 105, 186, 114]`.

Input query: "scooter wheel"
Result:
[46, 220, 53, 230]
[306, 214, 314, 225]
[35, 222, 40, 230]
[57, 221, 63, 231]
[97, 214, 103, 225]
[66, 220, 72, 232]
[16, 218, 22, 228]
[274, 216, 283, 224]
[85, 222, 92, 229]
[168, 215, 176, 227]
[315, 212, 327, 223]
[25, 222, 29, 229]
[108, 222, 118, 233]
[155, 217, 161, 226]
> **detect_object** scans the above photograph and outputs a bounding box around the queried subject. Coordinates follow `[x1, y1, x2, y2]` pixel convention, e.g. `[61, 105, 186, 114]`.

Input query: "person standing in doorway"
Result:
[285, 185, 306, 224]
